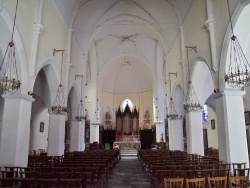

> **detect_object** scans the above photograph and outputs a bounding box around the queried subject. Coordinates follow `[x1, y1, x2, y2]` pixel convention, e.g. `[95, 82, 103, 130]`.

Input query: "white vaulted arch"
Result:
[191, 58, 214, 106]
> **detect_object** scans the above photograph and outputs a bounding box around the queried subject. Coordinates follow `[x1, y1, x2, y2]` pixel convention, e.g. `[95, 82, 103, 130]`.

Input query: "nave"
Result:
[107, 156, 151, 188]
[0, 149, 250, 188]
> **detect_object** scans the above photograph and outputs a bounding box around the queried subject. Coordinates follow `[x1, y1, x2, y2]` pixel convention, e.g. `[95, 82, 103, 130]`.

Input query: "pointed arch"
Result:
[68, 84, 80, 120]
[190, 58, 215, 105]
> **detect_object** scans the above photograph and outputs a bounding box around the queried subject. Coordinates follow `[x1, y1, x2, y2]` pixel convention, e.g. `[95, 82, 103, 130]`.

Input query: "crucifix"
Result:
[160, 133, 165, 149]
[160, 133, 164, 142]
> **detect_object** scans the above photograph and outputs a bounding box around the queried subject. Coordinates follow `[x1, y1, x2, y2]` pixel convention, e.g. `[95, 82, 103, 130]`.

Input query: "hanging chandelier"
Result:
[183, 46, 202, 112]
[224, 0, 250, 88]
[0, 0, 21, 94]
[166, 73, 180, 120]
[75, 75, 86, 121]
[50, 49, 67, 114]
[75, 99, 86, 121]
[92, 111, 100, 126]
[184, 81, 202, 111]
[166, 98, 179, 120]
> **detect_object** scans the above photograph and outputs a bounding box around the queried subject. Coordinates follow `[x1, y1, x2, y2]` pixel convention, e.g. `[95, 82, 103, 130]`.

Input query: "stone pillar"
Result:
[215, 90, 249, 166]
[47, 113, 66, 156]
[89, 42, 99, 143]
[155, 79, 166, 143]
[169, 119, 184, 151]
[0, 93, 34, 167]
[155, 42, 166, 143]
[179, 26, 187, 96]
[186, 110, 204, 155]
[29, 0, 44, 77]
[70, 120, 85, 152]
[205, 0, 218, 72]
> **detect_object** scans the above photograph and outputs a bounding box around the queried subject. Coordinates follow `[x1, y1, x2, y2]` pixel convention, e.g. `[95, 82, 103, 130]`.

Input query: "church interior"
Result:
[1, 0, 250, 187]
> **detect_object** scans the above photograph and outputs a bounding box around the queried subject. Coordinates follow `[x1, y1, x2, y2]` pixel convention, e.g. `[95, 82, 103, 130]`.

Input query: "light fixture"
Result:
[166, 72, 181, 120]
[49, 49, 67, 114]
[75, 75, 86, 121]
[0, 0, 21, 94]
[166, 98, 179, 120]
[224, 0, 250, 88]
[155, 108, 163, 125]
[92, 111, 100, 127]
[183, 46, 202, 112]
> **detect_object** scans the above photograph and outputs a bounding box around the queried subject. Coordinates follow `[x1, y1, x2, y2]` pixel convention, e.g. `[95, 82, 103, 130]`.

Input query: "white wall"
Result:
[29, 108, 49, 155]
[206, 106, 218, 149]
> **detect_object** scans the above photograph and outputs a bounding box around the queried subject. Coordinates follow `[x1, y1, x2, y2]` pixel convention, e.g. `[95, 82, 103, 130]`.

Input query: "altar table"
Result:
[113, 141, 141, 150]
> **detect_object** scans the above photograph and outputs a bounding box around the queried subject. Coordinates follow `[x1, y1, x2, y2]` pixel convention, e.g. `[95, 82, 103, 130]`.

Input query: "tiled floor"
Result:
[107, 156, 151, 188]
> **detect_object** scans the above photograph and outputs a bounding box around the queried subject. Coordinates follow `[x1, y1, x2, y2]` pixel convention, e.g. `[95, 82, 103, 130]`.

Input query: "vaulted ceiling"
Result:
[54, 0, 194, 94]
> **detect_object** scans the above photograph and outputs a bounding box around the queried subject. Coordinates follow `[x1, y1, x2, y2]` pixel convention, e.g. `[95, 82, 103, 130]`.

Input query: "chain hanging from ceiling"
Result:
[49, 49, 67, 114]
[0, 0, 21, 94]
[183, 46, 202, 112]
[75, 75, 86, 121]
[166, 72, 181, 120]
[224, 0, 250, 88]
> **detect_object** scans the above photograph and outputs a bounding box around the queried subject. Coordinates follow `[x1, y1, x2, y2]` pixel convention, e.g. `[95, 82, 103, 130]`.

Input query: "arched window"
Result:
[121, 98, 134, 111]
[202, 104, 208, 122]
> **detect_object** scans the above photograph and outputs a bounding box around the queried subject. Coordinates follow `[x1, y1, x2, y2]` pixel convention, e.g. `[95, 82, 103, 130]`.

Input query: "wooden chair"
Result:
[54, 171, 74, 179]
[75, 171, 93, 188]
[207, 176, 227, 188]
[152, 170, 174, 188]
[233, 168, 250, 178]
[36, 178, 59, 188]
[186, 177, 206, 188]
[16, 178, 36, 188]
[164, 177, 184, 188]
[0, 178, 16, 187]
[213, 169, 230, 177]
[229, 176, 248, 188]
[1, 170, 18, 186]
[232, 163, 246, 175]
[59, 178, 82, 188]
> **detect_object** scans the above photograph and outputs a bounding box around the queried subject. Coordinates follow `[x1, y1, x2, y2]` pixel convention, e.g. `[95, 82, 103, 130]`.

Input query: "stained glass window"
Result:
[202, 105, 208, 122]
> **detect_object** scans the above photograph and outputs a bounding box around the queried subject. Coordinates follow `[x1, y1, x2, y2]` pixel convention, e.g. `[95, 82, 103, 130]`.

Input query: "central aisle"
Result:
[107, 156, 151, 188]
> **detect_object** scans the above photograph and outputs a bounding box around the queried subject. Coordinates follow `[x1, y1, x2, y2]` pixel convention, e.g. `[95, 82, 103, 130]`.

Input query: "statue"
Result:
[106, 111, 111, 120]
[144, 108, 150, 120]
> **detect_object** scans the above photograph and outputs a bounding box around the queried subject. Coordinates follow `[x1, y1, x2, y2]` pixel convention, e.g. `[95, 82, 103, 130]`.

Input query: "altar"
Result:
[113, 141, 141, 150]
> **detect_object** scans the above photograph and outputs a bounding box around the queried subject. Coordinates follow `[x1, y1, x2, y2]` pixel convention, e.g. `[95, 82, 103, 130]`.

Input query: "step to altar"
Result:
[120, 149, 138, 156]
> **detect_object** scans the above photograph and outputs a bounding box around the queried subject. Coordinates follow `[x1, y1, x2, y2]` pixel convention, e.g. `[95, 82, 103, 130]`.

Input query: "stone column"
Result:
[0, 93, 34, 167]
[70, 120, 85, 152]
[89, 42, 99, 143]
[169, 119, 184, 151]
[155, 42, 166, 143]
[215, 90, 249, 166]
[205, 0, 218, 72]
[29, 0, 44, 77]
[47, 113, 66, 156]
[186, 110, 204, 155]
[155, 79, 166, 143]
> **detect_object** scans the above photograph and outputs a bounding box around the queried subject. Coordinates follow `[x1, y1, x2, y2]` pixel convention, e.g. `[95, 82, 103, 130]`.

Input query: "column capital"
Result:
[68, 28, 73, 33]
[48, 111, 67, 116]
[33, 23, 43, 33]
[214, 89, 245, 99]
[2, 93, 35, 102]
[186, 109, 203, 114]
[205, 19, 215, 30]
[71, 119, 85, 123]
[180, 59, 186, 66]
